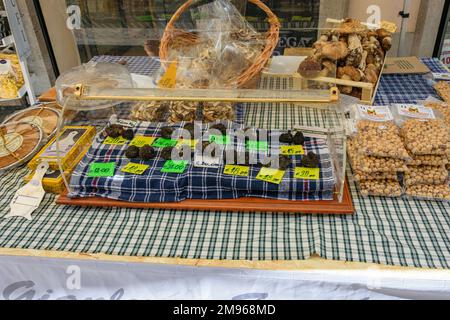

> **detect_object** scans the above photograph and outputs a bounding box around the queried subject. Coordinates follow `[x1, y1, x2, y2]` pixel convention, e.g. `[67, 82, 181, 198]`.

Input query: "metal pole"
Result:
[398, 0, 410, 57]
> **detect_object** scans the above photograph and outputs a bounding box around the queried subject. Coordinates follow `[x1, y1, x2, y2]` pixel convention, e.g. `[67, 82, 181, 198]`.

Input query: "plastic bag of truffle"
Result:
[392, 104, 448, 156]
[357, 179, 403, 198]
[405, 184, 450, 202]
[404, 165, 449, 187]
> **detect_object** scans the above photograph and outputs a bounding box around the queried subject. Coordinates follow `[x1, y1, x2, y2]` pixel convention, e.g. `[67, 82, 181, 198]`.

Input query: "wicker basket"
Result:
[158, 0, 280, 88]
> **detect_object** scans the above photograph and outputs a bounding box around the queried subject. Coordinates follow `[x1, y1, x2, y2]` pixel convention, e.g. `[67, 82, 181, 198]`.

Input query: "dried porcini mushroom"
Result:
[139, 145, 156, 161]
[298, 58, 322, 78]
[335, 18, 368, 35]
[302, 152, 319, 168]
[131, 101, 169, 122]
[161, 126, 175, 139]
[338, 66, 362, 82]
[320, 41, 349, 61]
[202, 102, 235, 123]
[125, 146, 140, 159]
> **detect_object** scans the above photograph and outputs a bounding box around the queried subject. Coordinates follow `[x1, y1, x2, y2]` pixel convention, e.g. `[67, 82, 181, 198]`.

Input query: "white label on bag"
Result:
[0, 60, 13, 75]
[357, 105, 393, 122]
[432, 73, 450, 81]
[396, 104, 436, 119]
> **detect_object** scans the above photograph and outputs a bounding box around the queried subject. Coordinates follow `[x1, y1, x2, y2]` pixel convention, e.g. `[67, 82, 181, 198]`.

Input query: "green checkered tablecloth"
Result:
[0, 102, 448, 269]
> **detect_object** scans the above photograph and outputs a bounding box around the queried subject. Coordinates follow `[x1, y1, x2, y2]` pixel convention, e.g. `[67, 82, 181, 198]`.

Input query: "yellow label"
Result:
[256, 167, 286, 185]
[104, 136, 127, 145]
[177, 139, 198, 150]
[130, 136, 156, 148]
[121, 163, 150, 175]
[224, 165, 250, 177]
[158, 62, 177, 88]
[294, 167, 320, 180]
[280, 145, 305, 156]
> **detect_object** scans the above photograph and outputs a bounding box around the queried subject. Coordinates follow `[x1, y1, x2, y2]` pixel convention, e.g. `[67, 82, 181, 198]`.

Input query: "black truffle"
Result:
[279, 131, 294, 144]
[293, 131, 305, 145]
[125, 146, 140, 159]
[105, 124, 124, 138]
[139, 145, 156, 161]
[161, 127, 175, 139]
[161, 147, 186, 161]
[123, 129, 135, 141]
[210, 124, 227, 136]
[197, 141, 218, 158]
[301, 152, 319, 168]
[263, 155, 291, 170]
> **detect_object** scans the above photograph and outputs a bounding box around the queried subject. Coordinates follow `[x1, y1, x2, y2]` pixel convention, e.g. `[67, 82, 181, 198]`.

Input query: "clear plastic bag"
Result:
[358, 179, 403, 198]
[404, 165, 448, 187]
[405, 184, 450, 202]
[348, 139, 408, 173]
[400, 119, 448, 156]
[167, 0, 266, 89]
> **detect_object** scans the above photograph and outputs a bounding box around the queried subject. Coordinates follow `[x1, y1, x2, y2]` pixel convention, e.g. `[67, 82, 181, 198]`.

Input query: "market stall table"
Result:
[0, 57, 448, 299]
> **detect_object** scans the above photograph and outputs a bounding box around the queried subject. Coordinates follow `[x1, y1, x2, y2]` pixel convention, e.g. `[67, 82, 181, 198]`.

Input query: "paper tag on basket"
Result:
[158, 61, 177, 88]
[256, 167, 286, 185]
[104, 136, 128, 145]
[130, 136, 156, 148]
[161, 160, 188, 174]
[224, 165, 250, 177]
[395, 104, 436, 119]
[88, 162, 116, 178]
[432, 73, 450, 81]
[280, 145, 305, 156]
[6, 162, 49, 221]
[294, 167, 320, 180]
[121, 163, 149, 175]
[152, 138, 178, 148]
[357, 105, 393, 122]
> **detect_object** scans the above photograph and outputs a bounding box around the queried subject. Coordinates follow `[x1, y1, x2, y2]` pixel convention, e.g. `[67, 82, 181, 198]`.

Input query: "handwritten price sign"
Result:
[103, 136, 127, 145]
[256, 167, 286, 185]
[88, 162, 116, 178]
[161, 160, 188, 174]
[280, 145, 305, 156]
[294, 167, 320, 180]
[223, 165, 250, 177]
[121, 163, 149, 175]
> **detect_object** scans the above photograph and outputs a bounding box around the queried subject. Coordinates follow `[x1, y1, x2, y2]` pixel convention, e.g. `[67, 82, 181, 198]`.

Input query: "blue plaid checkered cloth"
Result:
[69, 122, 335, 202]
[375, 58, 448, 105]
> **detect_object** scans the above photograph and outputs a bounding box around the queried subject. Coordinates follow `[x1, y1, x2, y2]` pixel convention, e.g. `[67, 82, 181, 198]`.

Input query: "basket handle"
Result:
[159, 0, 280, 62]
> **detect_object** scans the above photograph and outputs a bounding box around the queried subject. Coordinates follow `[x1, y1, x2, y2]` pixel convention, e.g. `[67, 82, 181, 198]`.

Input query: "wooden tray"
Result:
[57, 180, 354, 214]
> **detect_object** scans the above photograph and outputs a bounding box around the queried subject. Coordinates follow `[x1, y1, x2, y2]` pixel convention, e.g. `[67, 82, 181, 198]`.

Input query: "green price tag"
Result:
[294, 167, 320, 180]
[280, 145, 305, 156]
[256, 167, 286, 185]
[104, 136, 127, 145]
[161, 160, 188, 174]
[88, 162, 116, 178]
[121, 163, 149, 175]
[152, 138, 178, 148]
[209, 135, 230, 145]
[224, 165, 250, 177]
[130, 136, 156, 148]
[246, 140, 269, 151]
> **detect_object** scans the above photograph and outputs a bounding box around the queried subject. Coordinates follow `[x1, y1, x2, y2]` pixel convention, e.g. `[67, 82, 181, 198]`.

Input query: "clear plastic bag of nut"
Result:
[356, 179, 403, 198]
[392, 104, 448, 156]
[403, 165, 449, 187]
[405, 184, 450, 202]
[347, 139, 408, 173]
[349, 105, 411, 161]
